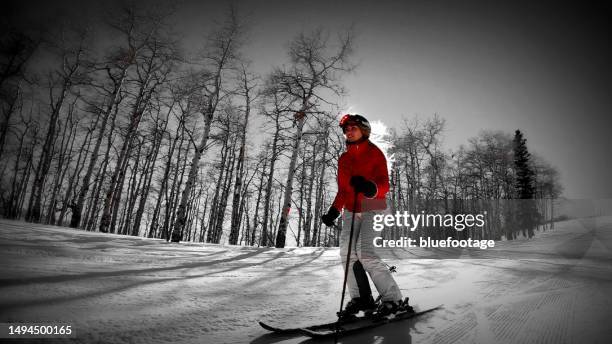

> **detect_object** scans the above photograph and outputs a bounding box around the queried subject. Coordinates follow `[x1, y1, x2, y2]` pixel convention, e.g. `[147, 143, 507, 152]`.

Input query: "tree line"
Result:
[0, 4, 562, 247]
[382, 116, 562, 243]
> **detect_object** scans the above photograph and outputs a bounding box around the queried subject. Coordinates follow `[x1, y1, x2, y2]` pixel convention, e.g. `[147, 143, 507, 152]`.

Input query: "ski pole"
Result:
[338, 190, 360, 319]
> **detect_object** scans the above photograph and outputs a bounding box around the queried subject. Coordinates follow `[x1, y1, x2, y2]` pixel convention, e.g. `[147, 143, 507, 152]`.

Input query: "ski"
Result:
[259, 305, 441, 337]
[258, 315, 361, 335]
[299, 305, 442, 338]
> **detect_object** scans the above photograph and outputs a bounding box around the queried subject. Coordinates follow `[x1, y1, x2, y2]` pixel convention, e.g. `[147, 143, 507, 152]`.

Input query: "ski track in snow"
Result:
[1, 217, 612, 343]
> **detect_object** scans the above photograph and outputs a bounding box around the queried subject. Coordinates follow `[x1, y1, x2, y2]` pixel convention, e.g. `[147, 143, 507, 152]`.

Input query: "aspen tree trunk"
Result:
[84, 101, 120, 231]
[162, 129, 186, 239]
[312, 132, 328, 247]
[46, 106, 76, 224]
[100, 38, 171, 233]
[108, 137, 133, 233]
[27, 40, 86, 222]
[132, 111, 169, 236]
[229, 69, 253, 244]
[240, 196, 250, 245]
[99, 72, 152, 232]
[149, 127, 179, 238]
[297, 155, 306, 246]
[6, 118, 33, 218]
[198, 194, 210, 242]
[171, 8, 242, 242]
[212, 141, 236, 243]
[52, 117, 80, 225]
[70, 68, 128, 228]
[16, 123, 40, 219]
[303, 142, 317, 246]
[0, 90, 19, 161]
[205, 139, 226, 242]
[120, 138, 144, 234]
[275, 112, 306, 248]
[57, 125, 91, 226]
[252, 153, 267, 246]
[166, 136, 190, 240]
[6, 128, 25, 218]
[171, 99, 216, 243]
[17, 148, 35, 219]
[261, 128, 280, 247]
[27, 84, 70, 222]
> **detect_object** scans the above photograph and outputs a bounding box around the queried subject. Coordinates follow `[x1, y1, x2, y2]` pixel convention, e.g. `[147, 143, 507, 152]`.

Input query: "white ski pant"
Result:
[339, 210, 403, 302]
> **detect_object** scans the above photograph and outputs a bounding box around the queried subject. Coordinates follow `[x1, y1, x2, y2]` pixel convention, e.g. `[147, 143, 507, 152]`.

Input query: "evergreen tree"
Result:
[513, 130, 539, 237]
[513, 130, 535, 199]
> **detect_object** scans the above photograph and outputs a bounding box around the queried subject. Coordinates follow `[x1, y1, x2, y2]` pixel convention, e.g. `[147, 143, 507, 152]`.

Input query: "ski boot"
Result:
[337, 296, 377, 321]
[398, 297, 415, 314]
[375, 300, 400, 318]
[374, 297, 415, 320]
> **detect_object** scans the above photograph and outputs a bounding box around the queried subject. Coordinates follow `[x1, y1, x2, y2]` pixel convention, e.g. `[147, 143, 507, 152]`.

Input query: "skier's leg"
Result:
[355, 210, 403, 302]
[352, 260, 373, 300]
[350, 212, 375, 302]
[339, 210, 362, 299]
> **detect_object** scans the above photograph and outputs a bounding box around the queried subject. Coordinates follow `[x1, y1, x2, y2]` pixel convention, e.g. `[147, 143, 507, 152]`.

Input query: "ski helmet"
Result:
[339, 114, 371, 138]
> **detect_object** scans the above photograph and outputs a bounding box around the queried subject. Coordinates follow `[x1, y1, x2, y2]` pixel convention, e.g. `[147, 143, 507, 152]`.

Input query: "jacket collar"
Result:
[346, 137, 369, 154]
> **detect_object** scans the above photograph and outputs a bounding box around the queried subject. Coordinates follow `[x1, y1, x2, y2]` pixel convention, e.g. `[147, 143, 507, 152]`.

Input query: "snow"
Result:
[1, 217, 611, 343]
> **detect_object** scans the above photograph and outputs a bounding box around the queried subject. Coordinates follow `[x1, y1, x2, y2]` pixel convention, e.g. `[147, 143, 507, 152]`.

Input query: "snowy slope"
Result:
[1, 217, 611, 343]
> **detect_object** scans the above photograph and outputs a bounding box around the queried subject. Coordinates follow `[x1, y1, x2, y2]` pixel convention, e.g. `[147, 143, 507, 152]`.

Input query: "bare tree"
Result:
[130, 97, 171, 236]
[0, 28, 38, 161]
[69, 6, 147, 228]
[228, 63, 258, 245]
[98, 7, 177, 233]
[269, 28, 355, 248]
[171, 7, 244, 242]
[26, 26, 91, 223]
[257, 83, 295, 246]
[206, 104, 240, 243]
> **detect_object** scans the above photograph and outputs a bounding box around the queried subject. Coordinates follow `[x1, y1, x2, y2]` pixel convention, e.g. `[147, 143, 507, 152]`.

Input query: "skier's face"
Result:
[343, 124, 363, 142]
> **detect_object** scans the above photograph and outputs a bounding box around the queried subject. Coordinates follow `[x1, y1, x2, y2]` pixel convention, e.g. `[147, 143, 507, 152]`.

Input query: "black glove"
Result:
[321, 206, 340, 227]
[350, 175, 377, 198]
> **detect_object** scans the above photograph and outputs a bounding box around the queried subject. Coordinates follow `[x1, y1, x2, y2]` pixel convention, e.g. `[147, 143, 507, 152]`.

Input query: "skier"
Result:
[321, 114, 406, 319]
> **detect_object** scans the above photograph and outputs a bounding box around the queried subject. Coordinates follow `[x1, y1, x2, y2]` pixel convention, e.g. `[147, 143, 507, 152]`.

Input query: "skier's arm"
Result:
[370, 148, 390, 198]
[332, 154, 351, 210]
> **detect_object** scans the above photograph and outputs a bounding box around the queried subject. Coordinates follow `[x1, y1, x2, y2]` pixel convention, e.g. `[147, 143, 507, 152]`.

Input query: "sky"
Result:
[6, 0, 612, 199]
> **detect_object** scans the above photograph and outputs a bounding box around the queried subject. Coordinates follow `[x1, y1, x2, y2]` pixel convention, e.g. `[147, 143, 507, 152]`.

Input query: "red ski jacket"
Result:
[332, 139, 389, 213]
